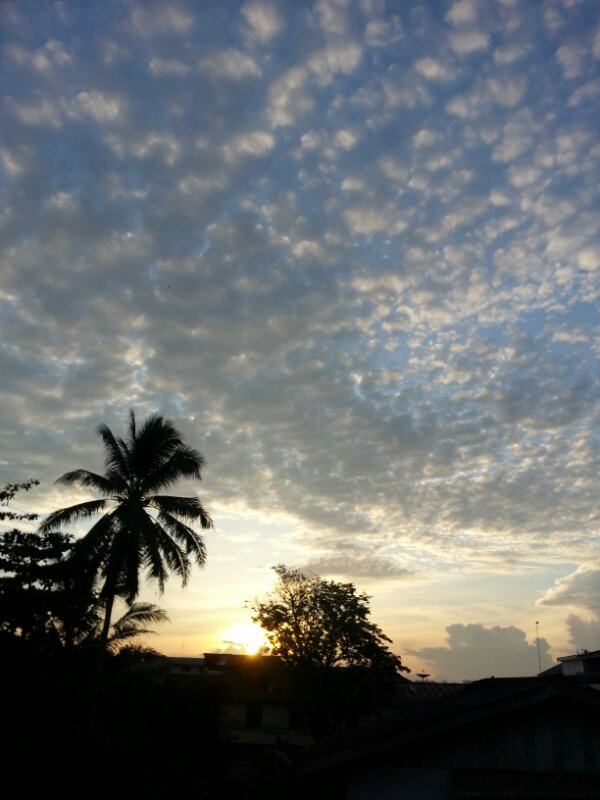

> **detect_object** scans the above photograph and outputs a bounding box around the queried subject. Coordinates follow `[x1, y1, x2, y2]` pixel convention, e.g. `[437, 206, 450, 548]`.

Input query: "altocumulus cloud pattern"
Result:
[1, 0, 600, 669]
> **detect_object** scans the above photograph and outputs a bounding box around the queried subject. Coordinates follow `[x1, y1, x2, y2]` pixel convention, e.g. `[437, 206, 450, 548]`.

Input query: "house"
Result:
[165, 655, 205, 676]
[166, 652, 312, 746]
[540, 648, 600, 685]
[298, 676, 600, 799]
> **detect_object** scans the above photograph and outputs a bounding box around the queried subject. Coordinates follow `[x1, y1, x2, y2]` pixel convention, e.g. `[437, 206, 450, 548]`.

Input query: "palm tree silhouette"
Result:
[40, 411, 212, 655]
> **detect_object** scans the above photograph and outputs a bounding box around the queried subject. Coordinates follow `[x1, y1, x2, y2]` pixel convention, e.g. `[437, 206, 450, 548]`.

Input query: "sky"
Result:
[1, 0, 600, 682]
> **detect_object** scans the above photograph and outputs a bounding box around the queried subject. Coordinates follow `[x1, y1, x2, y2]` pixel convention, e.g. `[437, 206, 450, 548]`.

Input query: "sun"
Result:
[220, 621, 269, 655]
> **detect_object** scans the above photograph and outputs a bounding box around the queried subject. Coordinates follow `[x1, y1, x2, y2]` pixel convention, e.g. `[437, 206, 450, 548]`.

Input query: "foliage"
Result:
[0, 478, 39, 522]
[39, 411, 213, 649]
[0, 526, 167, 651]
[106, 602, 169, 651]
[252, 565, 409, 735]
[252, 564, 408, 674]
[0, 526, 83, 646]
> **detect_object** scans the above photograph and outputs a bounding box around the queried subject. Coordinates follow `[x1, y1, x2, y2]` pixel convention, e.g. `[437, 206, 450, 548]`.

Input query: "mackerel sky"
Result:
[2, 0, 600, 679]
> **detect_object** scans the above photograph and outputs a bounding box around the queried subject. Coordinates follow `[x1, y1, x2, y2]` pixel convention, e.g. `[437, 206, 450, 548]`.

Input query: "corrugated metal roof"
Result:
[454, 769, 600, 798]
[392, 681, 465, 706]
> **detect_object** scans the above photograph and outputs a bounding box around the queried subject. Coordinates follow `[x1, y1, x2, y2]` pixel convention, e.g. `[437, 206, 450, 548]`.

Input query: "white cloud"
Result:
[199, 49, 261, 79]
[365, 17, 403, 48]
[577, 247, 600, 271]
[414, 57, 454, 81]
[306, 43, 363, 86]
[267, 67, 312, 126]
[224, 130, 275, 161]
[411, 623, 552, 681]
[494, 43, 530, 65]
[242, 0, 282, 42]
[449, 31, 490, 55]
[556, 43, 586, 79]
[302, 553, 412, 579]
[539, 564, 600, 611]
[413, 128, 439, 148]
[344, 204, 407, 235]
[149, 57, 190, 76]
[2, 1, 600, 655]
[131, 4, 193, 35]
[9, 98, 62, 128]
[73, 90, 125, 123]
[486, 76, 527, 108]
[508, 165, 541, 188]
[566, 612, 600, 651]
[446, 0, 479, 26]
[335, 129, 358, 149]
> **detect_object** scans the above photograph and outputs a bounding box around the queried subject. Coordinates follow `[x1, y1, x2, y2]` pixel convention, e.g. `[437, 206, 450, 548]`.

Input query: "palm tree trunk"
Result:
[89, 589, 116, 733]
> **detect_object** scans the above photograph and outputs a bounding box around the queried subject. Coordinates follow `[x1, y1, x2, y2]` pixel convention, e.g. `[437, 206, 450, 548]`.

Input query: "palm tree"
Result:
[106, 601, 169, 651]
[39, 411, 212, 653]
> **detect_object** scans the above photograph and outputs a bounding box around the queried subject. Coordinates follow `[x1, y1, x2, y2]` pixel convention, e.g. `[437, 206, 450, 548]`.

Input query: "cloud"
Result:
[73, 90, 126, 123]
[411, 624, 552, 681]
[149, 57, 190, 76]
[242, 0, 282, 43]
[538, 564, 600, 612]
[538, 564, 600, 652]
[414, 57, 455, 81]
[224, 130, 275, 161]
[449, 31, 490, 55]
[1, 1, 600, 645]
[198, 49, 261, 80]
[302, 554, 413, 580]
[566, 613, 600, 651]
[446, 0, 480, 26]
[267, 67, 312, 126]
[130, 4, 193, 36]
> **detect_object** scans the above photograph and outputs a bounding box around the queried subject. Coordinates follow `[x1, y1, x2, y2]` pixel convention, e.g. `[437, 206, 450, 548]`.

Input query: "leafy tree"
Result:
[0, 527, 79, 646]
[252, 564, 408, 673]
[0, 478, 39, 522]
[39, 411, 212, 654]
[0, 526, 166, 652]
[252, 565, 409, 735]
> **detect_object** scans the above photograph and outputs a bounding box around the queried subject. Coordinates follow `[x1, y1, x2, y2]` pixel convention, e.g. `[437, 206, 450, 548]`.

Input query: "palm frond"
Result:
[158, 511, 207, 567]
[132, 414, 180, 478]
[150, 495, 213, 528]
[141, 447, 207, 494]
[152, 521, 191, 586]
[107, 601, 167, 651]
[137, 511, 169, 594]
[96, 423, 131, 483]
[38, 499, 109, 532]
[114, 602, 169, 627]
[56, 469, 122, 496]
[70, 511, 118, 572]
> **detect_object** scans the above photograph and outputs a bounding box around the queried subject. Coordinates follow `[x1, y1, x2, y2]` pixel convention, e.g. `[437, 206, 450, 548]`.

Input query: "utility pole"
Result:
[535, 620, 542, 673]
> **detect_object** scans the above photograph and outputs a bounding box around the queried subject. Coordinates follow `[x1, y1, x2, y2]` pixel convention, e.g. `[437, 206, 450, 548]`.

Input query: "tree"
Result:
[252, 564, 408, 673]
[39, 411, 213, 656]
[252, 565, 409, 735]
[0, 526, 167, 653]
[0, 527, 78, 646]
[104, 602, 168, 652]
[0, 478, 40, 522]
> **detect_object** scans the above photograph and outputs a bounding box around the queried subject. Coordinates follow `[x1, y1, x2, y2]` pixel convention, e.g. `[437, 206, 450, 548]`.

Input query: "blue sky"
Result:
[1, 0, 600, 680]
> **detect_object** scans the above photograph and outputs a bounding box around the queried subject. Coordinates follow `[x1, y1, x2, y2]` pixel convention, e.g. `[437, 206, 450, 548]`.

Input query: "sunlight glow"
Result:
[219, 621, 269, 655]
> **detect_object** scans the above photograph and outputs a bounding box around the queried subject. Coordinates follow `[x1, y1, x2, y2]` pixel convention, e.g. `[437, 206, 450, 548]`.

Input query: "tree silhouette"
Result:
[39, 412, 212, 686]
[253, 564, 407, 672]
[252, 565, 409, 735]
[0, 479, 39, 522]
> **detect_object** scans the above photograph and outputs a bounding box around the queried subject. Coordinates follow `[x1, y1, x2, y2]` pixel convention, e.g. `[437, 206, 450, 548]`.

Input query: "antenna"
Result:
[535, 621, 542, 673]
